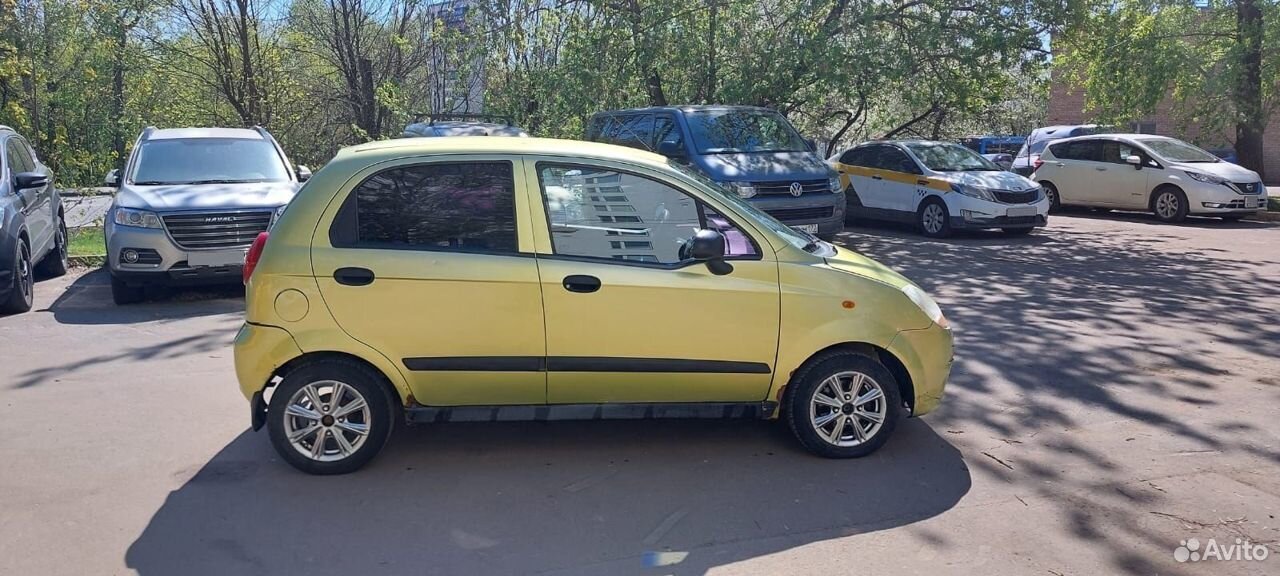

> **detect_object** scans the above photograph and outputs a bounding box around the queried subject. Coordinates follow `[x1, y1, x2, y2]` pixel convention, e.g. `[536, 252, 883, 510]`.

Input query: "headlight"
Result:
[902, 284, 949, 329]
[729, 182, 757, 199]
[828, 177, 842, 193]
[1185, 171, 1228, 185]
[950, 182, 997, 202]
[113, 207, 163, 229]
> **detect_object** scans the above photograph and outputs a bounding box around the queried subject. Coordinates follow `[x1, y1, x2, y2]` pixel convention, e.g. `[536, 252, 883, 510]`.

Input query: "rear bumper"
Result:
[233, 322, 303, 401]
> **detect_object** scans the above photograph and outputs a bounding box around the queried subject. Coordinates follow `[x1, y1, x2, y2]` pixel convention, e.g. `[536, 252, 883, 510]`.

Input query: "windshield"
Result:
[1136, 138, 1220, 163]
[666, 159, 821, 252]
[686, 110, 809, 154]
[906, 142, 1002, 172]
[131, 138, 291, 185]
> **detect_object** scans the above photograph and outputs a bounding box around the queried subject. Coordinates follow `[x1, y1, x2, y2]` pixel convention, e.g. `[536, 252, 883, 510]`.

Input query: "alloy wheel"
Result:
[808, 370, 888, 447]
[18, 244, 32, 300]
[922, 204, 945, 234]
[283, 380, 372, 462]
[1155, 192, 1179, 220]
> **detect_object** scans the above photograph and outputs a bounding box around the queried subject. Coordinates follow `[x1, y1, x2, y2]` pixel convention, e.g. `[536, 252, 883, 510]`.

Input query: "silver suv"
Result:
[104, 127, 308, 304]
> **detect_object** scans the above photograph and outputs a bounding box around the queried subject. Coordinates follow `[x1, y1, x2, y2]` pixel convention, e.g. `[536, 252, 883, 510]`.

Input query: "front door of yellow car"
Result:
[312, 157, 547, 406]
[526, 160, 781, 404]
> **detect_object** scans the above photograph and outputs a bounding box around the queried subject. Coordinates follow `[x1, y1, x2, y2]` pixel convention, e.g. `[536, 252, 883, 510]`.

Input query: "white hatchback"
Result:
[829, 140, 1050, 238]
[1031, 134, 1267, 222]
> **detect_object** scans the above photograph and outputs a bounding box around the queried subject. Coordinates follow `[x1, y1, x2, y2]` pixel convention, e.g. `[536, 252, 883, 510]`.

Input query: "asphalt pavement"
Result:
[1, 212, 1278, 575]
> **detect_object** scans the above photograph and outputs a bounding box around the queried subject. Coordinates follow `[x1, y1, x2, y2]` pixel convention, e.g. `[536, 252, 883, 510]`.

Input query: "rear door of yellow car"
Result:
[311, 155, 548, 406]
[521, 157, 781, 404]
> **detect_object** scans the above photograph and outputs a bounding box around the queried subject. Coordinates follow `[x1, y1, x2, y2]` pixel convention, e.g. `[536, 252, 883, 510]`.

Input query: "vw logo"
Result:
[789, 182, 804, 197]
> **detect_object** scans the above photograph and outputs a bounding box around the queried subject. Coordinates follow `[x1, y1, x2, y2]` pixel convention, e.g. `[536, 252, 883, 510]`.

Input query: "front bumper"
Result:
[748, 192, 846, 235]
[945, 194, 1050, 230]
[105, 219, 248, 286]
[887, 323, 954, 416]
[951, 213, 1048, 230]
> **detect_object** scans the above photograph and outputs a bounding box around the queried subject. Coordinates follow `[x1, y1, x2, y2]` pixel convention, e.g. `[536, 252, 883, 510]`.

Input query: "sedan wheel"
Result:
[918, 200, 951, 238]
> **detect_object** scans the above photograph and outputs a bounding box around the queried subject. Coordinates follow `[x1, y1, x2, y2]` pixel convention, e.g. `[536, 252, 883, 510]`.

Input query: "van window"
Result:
[331, 161, 517, 253]
[537, 164, 758, 265]
[685, 109, 807, 154]
[654, 115, 680, 149]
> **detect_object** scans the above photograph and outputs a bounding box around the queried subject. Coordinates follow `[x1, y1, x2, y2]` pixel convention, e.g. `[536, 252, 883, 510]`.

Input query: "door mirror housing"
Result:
[688, 229, 733, 275]
[657, 139, 685, 158]
[15, 172, 49, 190]
[1125, 155, 1142, 169]
[104, 169, 120, 187]
[296, 165, 312, 182]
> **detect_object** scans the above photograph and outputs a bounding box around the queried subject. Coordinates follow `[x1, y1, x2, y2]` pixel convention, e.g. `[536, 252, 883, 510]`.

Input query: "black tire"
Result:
[35, 214, 69, 278]
[1001, 227, 1034, 236]
[110, 275, 146, 305]
[784, 350, 903, 458]
[1151, 186, 1189, 223]
[917, 198, 952, 238]
[1041, 181, 1062, 213]
[1, 240, 34, 314]
[267, 358, 398, 475]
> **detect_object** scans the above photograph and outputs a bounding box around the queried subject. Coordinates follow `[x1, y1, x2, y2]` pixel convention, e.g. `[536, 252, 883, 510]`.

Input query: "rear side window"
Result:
[838, 147, 869, 166]
[330, 161, 517, 254]
[873, 146, 920, 174]
[1053, 140, 1103, 162]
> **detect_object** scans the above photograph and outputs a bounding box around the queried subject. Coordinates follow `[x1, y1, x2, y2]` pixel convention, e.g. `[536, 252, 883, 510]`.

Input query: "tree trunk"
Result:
[1234, 0, 1265, 180]
[646, 69, 667, 107]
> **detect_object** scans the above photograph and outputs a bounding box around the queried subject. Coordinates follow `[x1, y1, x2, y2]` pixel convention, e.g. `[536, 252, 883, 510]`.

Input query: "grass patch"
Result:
[68, 226, 105, 257]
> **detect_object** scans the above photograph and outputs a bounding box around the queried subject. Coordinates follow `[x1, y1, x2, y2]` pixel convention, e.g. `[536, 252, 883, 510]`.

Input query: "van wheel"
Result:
[267, 358, 397, 475]
[35, 215, 69, 278]
[1151, 186, 1188, 223]
[1041, 182, 1061, 213]
[1, 240, 34, 314]
[785, 351, 902, 458]
[110, 275, 146, 305]
[918, 199, 951, 238]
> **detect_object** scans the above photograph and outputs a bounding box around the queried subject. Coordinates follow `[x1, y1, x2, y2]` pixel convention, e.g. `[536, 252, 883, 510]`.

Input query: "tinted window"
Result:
[6, 140, 33, 173]
[131, 138, 289, 184]
[653, 116, 680, 148]
[333, 162, 517, 253]
[874, 146, 920, 174]
[1100, 140, 1139, 164]
[1051, 140, 1103, 162]
[584, 115, 607, 140]
[538, 164, 757, 265]
[611, 114, 654, 150]
[838, 148, 869, 166]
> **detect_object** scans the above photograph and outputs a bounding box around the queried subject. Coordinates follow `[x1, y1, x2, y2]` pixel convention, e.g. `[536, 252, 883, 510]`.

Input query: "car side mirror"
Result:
[688, 229, 732, 275]
[104, 169, 120, 187]
[296, 165, 312, 182]
[657, 139, 685, 158]
[15, 172, 49, 190]
[1125, 155, 1142, 169]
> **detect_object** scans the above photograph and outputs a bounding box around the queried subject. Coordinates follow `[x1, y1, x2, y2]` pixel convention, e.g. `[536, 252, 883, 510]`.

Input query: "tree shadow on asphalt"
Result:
[832, 215, 1280, 573]
[125, 419, 968, 575]
[44, 268, 244, 325]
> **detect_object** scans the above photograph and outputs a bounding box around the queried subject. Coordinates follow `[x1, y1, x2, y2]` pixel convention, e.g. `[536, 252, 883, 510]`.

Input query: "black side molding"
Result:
[402, 356, 771, 374]
[405, 401, 780, 424]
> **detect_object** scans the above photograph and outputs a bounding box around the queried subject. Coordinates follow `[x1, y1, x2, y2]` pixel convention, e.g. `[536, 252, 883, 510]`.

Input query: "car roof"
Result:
[1048, 133, 1170, 145]
[592, 105, 778, 116]
[339, 136, 670, 167]
[147, 127, 264, 140]
[849, 139, 954, 148]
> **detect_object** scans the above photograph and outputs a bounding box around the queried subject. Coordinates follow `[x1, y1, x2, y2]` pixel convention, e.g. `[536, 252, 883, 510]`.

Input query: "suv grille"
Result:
[162, 210, 272, 250]
[1233, 181, 1263, 195]
[992, 189, 1039, 204]
[766, 206, 834, 221]
[751, 179, 832, 196]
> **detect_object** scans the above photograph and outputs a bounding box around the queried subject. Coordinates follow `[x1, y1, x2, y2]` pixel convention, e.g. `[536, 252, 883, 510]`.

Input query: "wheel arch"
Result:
[1148, 183, 1185, 211]
[778, 342, 916, 416]
[268, 350, 410, 408]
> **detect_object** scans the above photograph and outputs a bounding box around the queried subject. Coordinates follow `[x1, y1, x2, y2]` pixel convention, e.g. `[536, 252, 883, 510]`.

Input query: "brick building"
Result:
[1046, 79, 1280, 184]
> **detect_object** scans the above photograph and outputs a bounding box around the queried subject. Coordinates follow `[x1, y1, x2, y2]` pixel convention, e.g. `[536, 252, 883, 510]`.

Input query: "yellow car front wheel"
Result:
[785, 351, 902, 458]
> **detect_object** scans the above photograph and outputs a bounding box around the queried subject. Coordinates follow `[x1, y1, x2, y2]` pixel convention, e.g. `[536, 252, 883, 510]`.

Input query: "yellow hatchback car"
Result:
[234, 137, 953, 474]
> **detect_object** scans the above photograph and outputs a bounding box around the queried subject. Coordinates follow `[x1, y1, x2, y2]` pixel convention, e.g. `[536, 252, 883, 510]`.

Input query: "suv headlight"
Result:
[951, 182, 997, 202]
[828, 177, 842, 193]
[113, 207, 163, 229]
[1185, 171, 1228, 185]
[729, 182, 757, 199]
[902, 284, 949, 329]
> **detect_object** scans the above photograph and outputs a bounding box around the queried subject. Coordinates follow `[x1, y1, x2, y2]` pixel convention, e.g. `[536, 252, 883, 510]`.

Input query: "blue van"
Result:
[584, 106, 844, 239]
[1012, 125, 1105, 176]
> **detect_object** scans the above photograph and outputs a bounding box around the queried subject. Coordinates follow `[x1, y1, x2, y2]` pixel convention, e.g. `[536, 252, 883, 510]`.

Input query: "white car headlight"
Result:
[1184, 171, 1228, 185]
[729, 182, 757, 199]
[902, 284, 949, 329]
[113, 207, 163, 229]
[950, 182, 997, 202]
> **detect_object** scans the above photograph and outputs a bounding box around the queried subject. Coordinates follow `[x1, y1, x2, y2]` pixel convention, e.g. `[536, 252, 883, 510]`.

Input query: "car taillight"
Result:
[1032, 155, 1043, 171]
[243, 232, 269, 284]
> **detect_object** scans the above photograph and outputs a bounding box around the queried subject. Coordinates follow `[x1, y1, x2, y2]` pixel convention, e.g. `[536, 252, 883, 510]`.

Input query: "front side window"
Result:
[5, 140, 32, 174]
[873, 146, 920, 174]
[538, 164, 758, 265]
[1100, 141, 1139, 164]
[685, 109, 807, 154]
[838, 147, 869, 166]
[131, 138, 290, 185]
[905, 142, 1000, 172]
[332, 161, 517, 253]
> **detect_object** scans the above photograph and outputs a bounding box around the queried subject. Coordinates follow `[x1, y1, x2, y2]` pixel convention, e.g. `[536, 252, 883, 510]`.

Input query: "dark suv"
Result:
[0, 125, 68, 314]
[585, 106, 844, 239]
